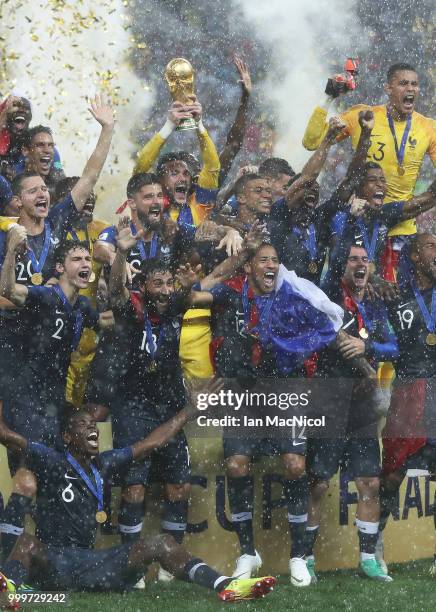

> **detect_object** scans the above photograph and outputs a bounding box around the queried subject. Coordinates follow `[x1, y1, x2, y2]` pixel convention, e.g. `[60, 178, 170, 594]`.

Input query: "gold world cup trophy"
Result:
[164, 58, 197, 131]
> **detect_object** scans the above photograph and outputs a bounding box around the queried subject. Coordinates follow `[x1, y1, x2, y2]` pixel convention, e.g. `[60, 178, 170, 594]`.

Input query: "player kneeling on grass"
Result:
[0, 383, 276, 604]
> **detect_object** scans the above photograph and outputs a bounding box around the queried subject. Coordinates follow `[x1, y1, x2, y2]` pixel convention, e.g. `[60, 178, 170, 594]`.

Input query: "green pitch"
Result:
[23, 559, 434, 611]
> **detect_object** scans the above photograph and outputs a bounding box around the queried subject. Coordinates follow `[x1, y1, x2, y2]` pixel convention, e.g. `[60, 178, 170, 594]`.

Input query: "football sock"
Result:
[118, 500, 144, 544]
[184, 558, 230, 591]
[161, 500, 188, 545]
[284, 476, 308, 558]
[379, 484, 398, 532]
[227, 476, 255, 555]
[305, 525, 319, 558]
[0, 494, 32, 558]
[356, 519, 379, 557]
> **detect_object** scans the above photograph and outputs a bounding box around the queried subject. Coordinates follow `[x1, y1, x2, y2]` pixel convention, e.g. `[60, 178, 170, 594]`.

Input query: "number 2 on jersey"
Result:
[52, 318, 65, 340]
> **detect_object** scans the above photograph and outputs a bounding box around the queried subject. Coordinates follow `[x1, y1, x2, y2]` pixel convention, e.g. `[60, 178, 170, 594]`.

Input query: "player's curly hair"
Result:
[136, 257, 172, 284]
[54, 240, 90, 266]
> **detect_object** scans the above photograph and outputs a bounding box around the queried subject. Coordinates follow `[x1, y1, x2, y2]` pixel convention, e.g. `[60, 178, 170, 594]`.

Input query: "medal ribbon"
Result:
[176, 203, 194, 226]
[356, 218, 380, 262]
[386, 109, 412, 168]
[134, 225, 158, 260]
[242, 279, 275, 342]
[293, 224, 317, 262]
[52, 284, 83, 350]
[65, 452, 103, 512]
[355, 300, 373, 334]
[342, 283, 367, 334]
[27, 222, 51, 274]
[409, 280, 436, 333]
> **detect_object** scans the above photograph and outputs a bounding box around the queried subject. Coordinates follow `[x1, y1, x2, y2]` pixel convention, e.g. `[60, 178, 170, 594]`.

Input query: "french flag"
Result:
[267, 265, 343, 374]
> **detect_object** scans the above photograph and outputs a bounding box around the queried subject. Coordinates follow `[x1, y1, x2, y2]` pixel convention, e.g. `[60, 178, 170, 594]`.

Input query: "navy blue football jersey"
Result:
[25, 442, 133, 548]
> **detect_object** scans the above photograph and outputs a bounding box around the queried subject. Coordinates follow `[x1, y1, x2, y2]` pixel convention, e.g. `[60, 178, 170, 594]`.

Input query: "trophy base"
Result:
[176, 117, 197, 131]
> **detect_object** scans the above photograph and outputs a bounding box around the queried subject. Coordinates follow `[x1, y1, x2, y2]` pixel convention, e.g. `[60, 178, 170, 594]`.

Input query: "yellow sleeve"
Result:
[197, 129, 220, 190]
[302, 106, 329, 150]
[0, 217, 19, 231]
[133, 133, 166, 175]
[428, 119, 436, 165]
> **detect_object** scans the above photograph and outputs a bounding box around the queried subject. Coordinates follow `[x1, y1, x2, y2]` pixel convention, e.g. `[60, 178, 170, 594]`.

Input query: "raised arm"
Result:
[108, 218, 143, 308]
[400, 178, 436, 220]
[335, 110, 374, 202]
[0, 225, 29, 306]
[133, 102, 193, 175]
[219, 56, 252, 182]
[132, 378, 223, 460]
[193, 221, 266, 299]
[298, 117, 347, 180]
[192, 100, 221, 190]
[302, 69, 355, 150]
[71, 95, 115, 211]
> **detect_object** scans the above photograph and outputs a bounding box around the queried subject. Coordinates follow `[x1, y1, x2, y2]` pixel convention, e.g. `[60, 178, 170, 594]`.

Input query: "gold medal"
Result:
[359, 327, 369, 339]
[368, 262, 376, 275]
[147, 360, 157, 373]
[426, 333, 436, 346]
[397, 164, 405, 176]
[95, 510, 108, 524]
[88, 271, 96, 283]
[31, 272, 43, 285]
[308, 261, 318, 274]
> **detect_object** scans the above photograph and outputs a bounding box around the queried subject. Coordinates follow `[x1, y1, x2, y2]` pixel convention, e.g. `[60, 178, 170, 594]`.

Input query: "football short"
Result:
[179, 309, 213, 379]
[112, 409, 190, 486]
[405, 443, 436, 474]
[382, 378, 432, 474]
[31, 543, 143, 591]
[223, 435, 307, 459]
[306, 437, 380, 481]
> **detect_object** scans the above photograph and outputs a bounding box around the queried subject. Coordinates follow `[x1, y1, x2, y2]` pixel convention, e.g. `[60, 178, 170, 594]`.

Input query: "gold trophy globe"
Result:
[165, 58, 197, 131]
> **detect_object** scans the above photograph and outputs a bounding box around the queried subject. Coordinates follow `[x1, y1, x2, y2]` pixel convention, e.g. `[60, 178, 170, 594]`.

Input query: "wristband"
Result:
[196, 119, 206, 134]
[159, 119, 176, 140]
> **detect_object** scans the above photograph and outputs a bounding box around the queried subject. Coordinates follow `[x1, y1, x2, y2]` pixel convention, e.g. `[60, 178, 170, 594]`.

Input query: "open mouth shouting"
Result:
[173, 183, 188, 203]
[402, 93, 415, 112]
[39, 155, 52, 174]
[353, 267, 367, 286]
[263, 271, 276, 290]
[147, 206, 162, 223]
[77, 268, 92, 286]
[35, 197, 49, 215]
[303, 192, 317, 208]
[370, 190, 385, 207]
[13, 114, 26, 127]
[86, 430, 99, 451]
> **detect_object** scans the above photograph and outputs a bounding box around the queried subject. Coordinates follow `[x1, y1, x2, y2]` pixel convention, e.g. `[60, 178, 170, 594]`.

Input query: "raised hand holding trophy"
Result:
[165, 58, 197, 131]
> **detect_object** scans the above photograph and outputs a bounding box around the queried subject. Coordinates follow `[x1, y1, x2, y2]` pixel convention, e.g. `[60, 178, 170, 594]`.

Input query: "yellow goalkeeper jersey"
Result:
[302, 104, 436, 236]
